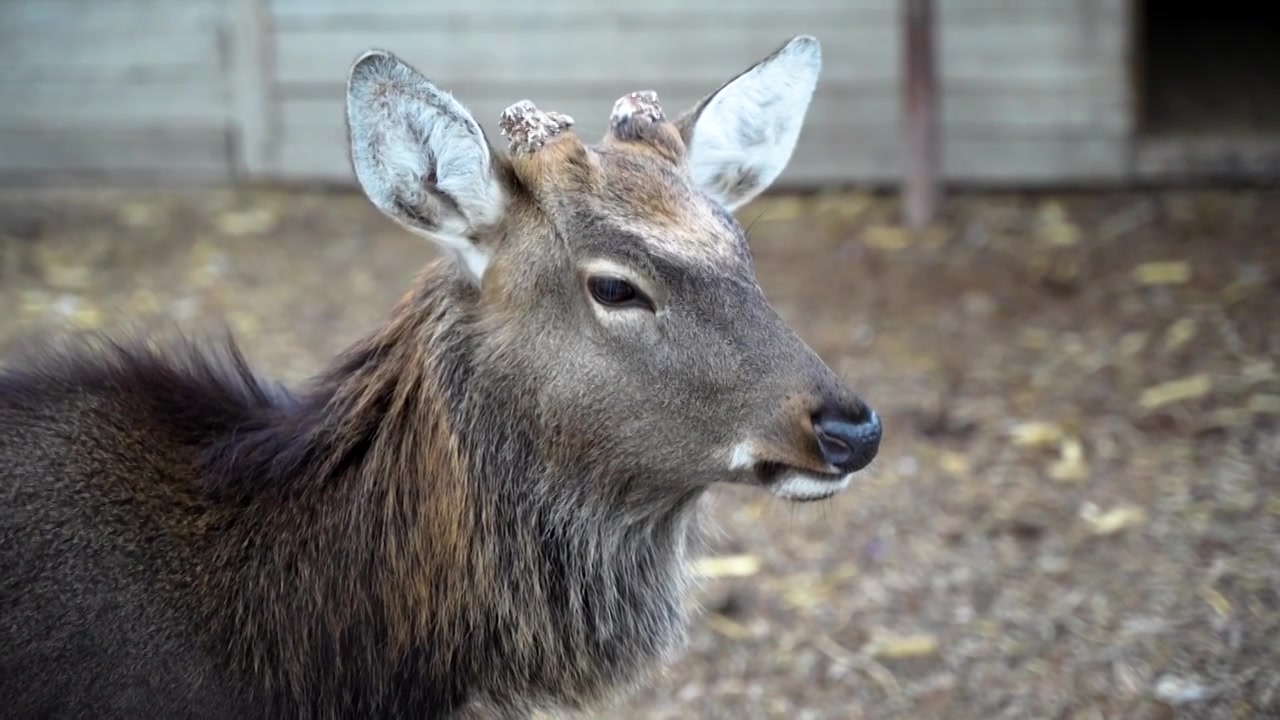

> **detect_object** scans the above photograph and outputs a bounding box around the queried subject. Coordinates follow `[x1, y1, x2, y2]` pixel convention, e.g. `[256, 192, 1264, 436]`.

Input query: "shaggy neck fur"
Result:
[191, 261, 705, 719]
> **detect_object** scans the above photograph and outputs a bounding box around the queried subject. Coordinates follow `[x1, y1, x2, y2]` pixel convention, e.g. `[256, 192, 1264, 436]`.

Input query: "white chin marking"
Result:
[728, 441, 756, 471]
[771, 472, 851, 501]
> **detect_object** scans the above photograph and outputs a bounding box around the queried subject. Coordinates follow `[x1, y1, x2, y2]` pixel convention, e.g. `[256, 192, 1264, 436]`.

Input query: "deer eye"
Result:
[586, 276, 654, 311]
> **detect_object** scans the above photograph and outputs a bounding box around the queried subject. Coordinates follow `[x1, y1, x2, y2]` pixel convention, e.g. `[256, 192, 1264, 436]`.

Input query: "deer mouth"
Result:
[754, 462, 851, 502]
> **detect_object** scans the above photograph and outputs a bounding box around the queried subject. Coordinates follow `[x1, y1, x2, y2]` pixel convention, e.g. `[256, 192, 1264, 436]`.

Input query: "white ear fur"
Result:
[679, 36, 822, 210]
[345, 50, 506, 281]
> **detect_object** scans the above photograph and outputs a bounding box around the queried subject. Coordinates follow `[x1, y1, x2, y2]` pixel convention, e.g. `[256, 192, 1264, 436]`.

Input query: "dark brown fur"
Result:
[1, 265, 698, 719]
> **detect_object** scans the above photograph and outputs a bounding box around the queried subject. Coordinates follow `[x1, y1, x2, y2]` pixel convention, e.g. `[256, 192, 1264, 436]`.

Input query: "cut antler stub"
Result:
[612, 91, 664, 124]
[499, 100, 574, 155]
[609, 91, 665, 141]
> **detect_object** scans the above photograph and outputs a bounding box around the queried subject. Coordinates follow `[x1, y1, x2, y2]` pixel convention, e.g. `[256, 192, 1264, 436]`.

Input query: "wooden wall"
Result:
[0, 0, 234, 180]
[0, 0, 1136, 186]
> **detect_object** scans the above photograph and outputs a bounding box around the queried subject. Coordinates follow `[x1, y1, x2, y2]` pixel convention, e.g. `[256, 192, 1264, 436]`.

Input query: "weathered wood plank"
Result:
[283, 78, 1128, 113]
[1, 0, 224, 82]
[0, 29, 223, 81]
[273, 24, 1125, 88]
[271, 0, 1126, 27]
[265, 116, 1127, 186]
[0, 80, 229, 126]
[274, 28, 886, 86]
[0, 0, 220, 33]
[269, 74, 1133, 181]
[0, 126, 230, 176]
[0, 0, 1134, 186]
[943, 136, 1127, 183]
[277, 26, 1121, 89]
[267, 135, 1128, 186]
[278, 85, 1130, 144]
[780, 135, 1131, 184]
[227, 0, 277, 176]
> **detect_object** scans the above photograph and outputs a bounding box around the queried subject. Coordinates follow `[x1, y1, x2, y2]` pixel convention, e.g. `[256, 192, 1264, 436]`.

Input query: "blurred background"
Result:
[1, 0, 1277, 718]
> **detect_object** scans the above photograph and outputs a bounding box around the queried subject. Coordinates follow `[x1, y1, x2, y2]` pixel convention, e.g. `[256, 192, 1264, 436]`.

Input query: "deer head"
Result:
[343, 35, 880, 504]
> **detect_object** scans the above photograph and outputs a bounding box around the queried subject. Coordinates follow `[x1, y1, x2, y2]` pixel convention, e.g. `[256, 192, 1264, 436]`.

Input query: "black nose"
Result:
[813, 406, 881, 474]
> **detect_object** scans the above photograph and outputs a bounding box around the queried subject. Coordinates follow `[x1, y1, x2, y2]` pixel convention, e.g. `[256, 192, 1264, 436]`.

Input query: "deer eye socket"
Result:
[586, 276, 654, 311]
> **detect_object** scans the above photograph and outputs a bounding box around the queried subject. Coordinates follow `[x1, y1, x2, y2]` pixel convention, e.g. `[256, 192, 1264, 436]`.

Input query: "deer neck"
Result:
[206, 261, 705, 715]
[343, 264, 707, 711]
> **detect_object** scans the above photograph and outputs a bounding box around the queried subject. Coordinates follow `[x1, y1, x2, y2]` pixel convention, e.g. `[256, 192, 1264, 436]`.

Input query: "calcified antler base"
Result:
[498, 100, 575, 155]
[611, 90, 664, 125]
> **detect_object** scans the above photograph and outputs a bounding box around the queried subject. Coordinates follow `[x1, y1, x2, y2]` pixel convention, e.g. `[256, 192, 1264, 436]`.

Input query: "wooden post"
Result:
[902, 0, 940, 229]
[227, 0, 276, 179]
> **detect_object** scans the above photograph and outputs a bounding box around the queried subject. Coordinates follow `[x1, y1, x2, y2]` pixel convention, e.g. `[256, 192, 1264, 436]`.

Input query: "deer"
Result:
[0, 35, 881, 720]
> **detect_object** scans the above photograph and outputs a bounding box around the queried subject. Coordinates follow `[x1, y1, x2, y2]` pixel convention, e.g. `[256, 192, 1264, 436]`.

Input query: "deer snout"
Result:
[728, 388, 881, 502]
[812, 405, 881, 474]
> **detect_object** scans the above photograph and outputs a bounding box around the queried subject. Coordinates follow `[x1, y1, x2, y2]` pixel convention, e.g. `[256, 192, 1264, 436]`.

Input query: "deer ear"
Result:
[346, 50, 507, 281]
[674, 36, 821, 210]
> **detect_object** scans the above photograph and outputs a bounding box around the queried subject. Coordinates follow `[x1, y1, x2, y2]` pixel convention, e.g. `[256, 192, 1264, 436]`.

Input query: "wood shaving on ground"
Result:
[1132, 261, 1192, 286]
[1080, 502, 1147, 536]
[1138, 374, 1213, 410]
[691, 555, 761, 579]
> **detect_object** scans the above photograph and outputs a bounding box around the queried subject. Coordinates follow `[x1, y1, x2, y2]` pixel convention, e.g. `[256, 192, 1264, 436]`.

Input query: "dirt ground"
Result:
[0, 185, 1277, 719]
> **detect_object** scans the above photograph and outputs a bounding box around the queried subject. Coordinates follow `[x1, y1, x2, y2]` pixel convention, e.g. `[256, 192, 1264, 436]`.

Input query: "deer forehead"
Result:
[596, 200, 745, 265]
[498, 95, 745, 265]
[563, 145, 748, 265]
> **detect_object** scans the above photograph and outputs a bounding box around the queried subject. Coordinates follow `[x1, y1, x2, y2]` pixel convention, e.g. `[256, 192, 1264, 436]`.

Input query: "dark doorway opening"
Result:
[1135, 0, 1280, 179]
